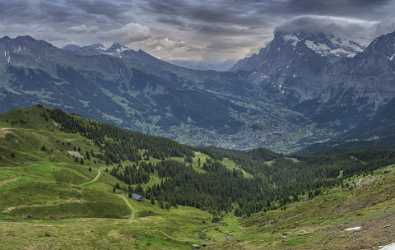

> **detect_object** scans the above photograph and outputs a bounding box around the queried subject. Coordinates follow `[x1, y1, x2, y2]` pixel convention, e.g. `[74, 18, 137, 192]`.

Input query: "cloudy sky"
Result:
[1, 0, 395, 63]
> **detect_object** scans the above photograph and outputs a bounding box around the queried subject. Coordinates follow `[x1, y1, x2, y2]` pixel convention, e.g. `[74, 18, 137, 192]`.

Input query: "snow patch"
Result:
[283, 34, 300, 46]
[305, 37, 363, 57]
[116, 47, 128, 53]
[95, 44, 106, 51]
[67, 151, 84, 159]
[329, 37, 363, 57]
[104, 43, 130, 58]
[259, 74, 269, 80]
[4, 50, 11, 64]
[344, 226, 361, 232]
[380, 243, 395, 250]
[331, 48, 357, 58]
[305, 40, 331, 56]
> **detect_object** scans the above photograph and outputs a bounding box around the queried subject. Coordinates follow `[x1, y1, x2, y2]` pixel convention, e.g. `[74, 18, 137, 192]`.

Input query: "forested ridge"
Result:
[11, 106, 393, 216]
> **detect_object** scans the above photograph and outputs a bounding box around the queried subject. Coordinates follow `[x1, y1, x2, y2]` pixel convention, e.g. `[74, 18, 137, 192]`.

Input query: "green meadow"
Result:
[1, 106, 394, 249]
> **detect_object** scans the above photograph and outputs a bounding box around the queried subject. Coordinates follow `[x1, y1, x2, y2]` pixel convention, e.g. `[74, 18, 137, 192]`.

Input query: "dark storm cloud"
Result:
[143, 0, 392, 26]
[0, 0, 132, 25]
[142, 0, 272, 27]
[0, 0, 394, 61]
[67, 0, 133, 20]
[0, 1, 36, 23]
[139, 0, 395, 46]
[282, 0, 392, 16]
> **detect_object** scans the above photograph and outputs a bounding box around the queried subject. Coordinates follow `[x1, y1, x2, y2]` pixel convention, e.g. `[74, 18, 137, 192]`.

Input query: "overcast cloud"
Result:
[0, 0, 394, 62]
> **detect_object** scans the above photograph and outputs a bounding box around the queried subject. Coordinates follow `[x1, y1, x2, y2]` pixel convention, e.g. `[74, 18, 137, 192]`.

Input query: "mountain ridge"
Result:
[1, 30, 395, 152]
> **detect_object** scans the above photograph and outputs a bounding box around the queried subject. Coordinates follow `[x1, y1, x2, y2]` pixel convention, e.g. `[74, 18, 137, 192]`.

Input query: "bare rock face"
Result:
[233, 30, 395, 132]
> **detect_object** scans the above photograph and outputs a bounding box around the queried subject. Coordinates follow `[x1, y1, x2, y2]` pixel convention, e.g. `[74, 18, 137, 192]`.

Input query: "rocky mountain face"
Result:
[296, 31, 395, 131]
[0, 35, 314, 152]
[232, 31, 364, 100]
[0, 30, 394, 152]
[232, 30, 395, 133]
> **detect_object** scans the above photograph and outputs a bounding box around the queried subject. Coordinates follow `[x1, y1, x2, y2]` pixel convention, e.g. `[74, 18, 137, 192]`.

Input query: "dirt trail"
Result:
[117, 195, 135, 221]
[0, 177, 19, 187]
[151, 229, 193, 243]
[80, 170, 101, 187]
[0, 128, 14, 139]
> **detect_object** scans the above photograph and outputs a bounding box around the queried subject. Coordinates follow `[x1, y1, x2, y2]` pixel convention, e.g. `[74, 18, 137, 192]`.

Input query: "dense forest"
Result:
[46, 107, 395, 216]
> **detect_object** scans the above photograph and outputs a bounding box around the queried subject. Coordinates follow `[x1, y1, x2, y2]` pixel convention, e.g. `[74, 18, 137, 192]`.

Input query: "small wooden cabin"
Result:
[132, 193, 144, 201]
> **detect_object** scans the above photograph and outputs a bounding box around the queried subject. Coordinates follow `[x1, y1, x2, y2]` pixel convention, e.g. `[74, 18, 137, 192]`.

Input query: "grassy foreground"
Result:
[0, 108, 213, 249]
[1, 162, 394, 249]
[1, 106, 394, 249]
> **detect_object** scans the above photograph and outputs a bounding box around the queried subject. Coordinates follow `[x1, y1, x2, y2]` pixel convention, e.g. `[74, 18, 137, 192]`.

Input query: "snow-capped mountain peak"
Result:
[232, 31, 364, 72]
[86, 43, 106, 51]
[282, 34, 301, 46]
[106, 42, 130, 56]
[278, 31, 364, 58]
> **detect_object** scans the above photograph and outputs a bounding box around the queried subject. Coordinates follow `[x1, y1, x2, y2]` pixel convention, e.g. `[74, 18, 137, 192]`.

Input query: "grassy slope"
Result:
[1, 106, 395, 249]
[0, 107, 213, 249]
[206, 164, 395, 249]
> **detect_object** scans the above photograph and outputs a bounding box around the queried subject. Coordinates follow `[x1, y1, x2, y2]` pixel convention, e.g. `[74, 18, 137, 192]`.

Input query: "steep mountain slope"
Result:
[1, 30, 395, 153]
[232, 30, 363, 73]
[300, 97, 395, 154]
[297, 31, 395, 129]
[231, 30, 373, 132]
[0, 35, 323, 152]
[233, 29, 395, 134]
[239, 30, 363, 100]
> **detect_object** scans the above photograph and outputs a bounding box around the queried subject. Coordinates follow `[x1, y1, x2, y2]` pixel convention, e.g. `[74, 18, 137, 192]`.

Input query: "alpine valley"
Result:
[2, 27, 395, 153]
[2, 23, 395, 249]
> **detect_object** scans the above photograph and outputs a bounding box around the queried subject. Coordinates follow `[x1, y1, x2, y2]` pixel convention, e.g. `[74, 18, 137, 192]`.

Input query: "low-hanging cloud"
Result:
[276, 15, 380, 44]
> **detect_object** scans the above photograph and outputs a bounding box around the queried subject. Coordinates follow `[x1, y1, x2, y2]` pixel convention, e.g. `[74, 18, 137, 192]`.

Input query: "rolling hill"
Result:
[1, 106, 395, 249]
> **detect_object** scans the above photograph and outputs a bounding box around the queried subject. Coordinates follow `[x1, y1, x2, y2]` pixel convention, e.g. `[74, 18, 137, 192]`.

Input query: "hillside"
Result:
[1, 106, 395, 249]
[208, 164, 395, 249]
[0, 35, 311, 152]
[3, 30, 395, 153]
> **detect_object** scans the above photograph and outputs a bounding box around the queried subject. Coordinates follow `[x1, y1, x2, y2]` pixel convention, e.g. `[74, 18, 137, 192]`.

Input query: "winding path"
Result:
[79, 170, 135, 221]
[80, 169, 101, 187]
[77, 168, 193, 243]
[151, 229, 194, 244]
[0, 177, 19, 188]
[117, 194, 135, 221]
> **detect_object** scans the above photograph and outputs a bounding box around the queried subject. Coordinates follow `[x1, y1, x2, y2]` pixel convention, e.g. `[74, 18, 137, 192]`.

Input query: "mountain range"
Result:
[1, 29, 395, 152]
